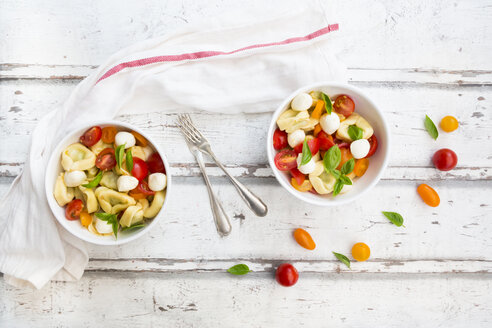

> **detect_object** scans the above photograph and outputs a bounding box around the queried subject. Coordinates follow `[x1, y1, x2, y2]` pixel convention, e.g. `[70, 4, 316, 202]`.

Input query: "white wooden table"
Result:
[1, 0, 491, 326]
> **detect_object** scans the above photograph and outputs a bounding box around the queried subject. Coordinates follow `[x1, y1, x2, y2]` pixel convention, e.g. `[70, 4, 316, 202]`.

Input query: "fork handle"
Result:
[194, 151, 232, 236]
[207, 152, 268, 217]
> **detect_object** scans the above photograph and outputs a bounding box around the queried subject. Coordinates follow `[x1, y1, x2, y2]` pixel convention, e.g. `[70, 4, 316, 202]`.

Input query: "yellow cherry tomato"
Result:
[293, 228, 316, 250]
[440, 116, 459, 132]
[354, 158, 369, 177]
[80, 211, 92, 227]
[417, 184, 440, 207]
[291, 178, 313, 192]
[352, 242, 370, 262]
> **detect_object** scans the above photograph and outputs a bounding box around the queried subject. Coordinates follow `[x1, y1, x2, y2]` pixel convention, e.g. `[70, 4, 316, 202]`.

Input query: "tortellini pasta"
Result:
[143, 191, 165, 218]
[114, 160, 130, 176]
[120, 203, 144, 227]
[95, 186, 136, 214]
[301, 117, 319, 132]
[276, 110, 312, 133]
[61, 143, 96, 171]
[100, 171, 118, 190]
[308, 161, 336, 194]
[78, 186, 98, 213]
[128, 146, 146, 160]
[90, 139, 112, 155]
[336, 113, 374, 142]
[53, 173, 74, 206]
[87, 166, 99, 178]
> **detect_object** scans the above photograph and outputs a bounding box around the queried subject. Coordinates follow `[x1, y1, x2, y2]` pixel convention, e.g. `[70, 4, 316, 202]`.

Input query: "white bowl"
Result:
[45, 121, 171, 245]
[267, 82, 390, 206]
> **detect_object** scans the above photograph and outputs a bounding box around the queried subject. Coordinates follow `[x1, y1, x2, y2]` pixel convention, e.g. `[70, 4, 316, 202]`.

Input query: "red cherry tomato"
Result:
[293, 137, 319, 155]
[275, 263, 299, 287]
[95, 148, 116, 170]
[274, 149, 297, 171]
[65, 199, 83, 221]
[136, 180, 155, 196]
[365, 135, 378, 158]
[290, 168, 305, 185]
[147, 153, 166, 174]
[334, 138, 350, 149]
[317, 131, 335, 150]
[132, 158, 149, 181]
[432, 148, 457, 171]
[333, 95, 355, 117]
[273, 129, 288, 150]
[79, 126, 102, 147]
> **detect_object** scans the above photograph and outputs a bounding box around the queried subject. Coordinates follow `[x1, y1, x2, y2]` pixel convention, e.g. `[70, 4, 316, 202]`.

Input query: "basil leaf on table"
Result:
[341, 158, 355, 175]
[115, 144, 125, 169]
[95, 212, 119, 238]
[348, 125, 363, 141]
[227, 264, 251, 275]
[321, 92, 332, 115]
[82, 171, 102, 188]
[332, 252, 351, 269]
[126, 150, 134, 172]
[382, 211, 405, 227]
[424, 115, 439, 140]
[332, 179, 344, 196]
[323, 145, 341, 172]
[300, 138, 312, 166]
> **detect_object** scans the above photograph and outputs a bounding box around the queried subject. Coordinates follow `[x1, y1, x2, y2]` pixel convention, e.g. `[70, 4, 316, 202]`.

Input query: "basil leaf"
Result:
[323, 145, 341, 172]
[330, 169, 341, 179]
[321, 92, 332, 115]
[122, 223, 145, 232]
[126, 150, 133, 172]
[95, 213, 116, 221]
[82, 170, 102, 188]
[300, 138, 312, 166]
[115, 144, 125, 169]
[95, 212, 119, 238]
[341, 158, 355, 175]
[424, 115, 438, 140]
[348, 125, 363, 141]
[227, 264, 250, 275]
[382, 211, 405, 227]
[332, 252, 351, 269]
[339, 175, 352, 185]
[332, 179, 344, 196]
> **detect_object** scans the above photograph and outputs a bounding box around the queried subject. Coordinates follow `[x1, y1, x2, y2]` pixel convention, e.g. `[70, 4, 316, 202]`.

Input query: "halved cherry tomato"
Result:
[132, 158, 149, 181]
[131, 131, 148, 147]
[128, 189, 148, 200]
[336, 147, 353, 170]
[417, 184, 440, 207]
[333, 95, 355, 117]
[95, 148, 116, 170]
[294, 137, 319, 155]
[354, 158, 369, 177]
[273, 129, 288, 150]
[290, 168, 305, 185]
[352, 242, 370, 262]
[101, 126, 118, 143]
[147, 153, 166, 174]
[80, 126, 102, 147]
[65, 199, 83, 221]
[365, 135, 378, 158]
[276, 263, 299, 287]
[317, 131, 335, 150]
[80, 211, 92, 227]
[334, 138, 350, 149]
[291, 178, 312, 192]
[293, 228, 316, 250]
[136, 180, 155, 196]
[274, 149, 297, 171]
[432, 148, 457, 171]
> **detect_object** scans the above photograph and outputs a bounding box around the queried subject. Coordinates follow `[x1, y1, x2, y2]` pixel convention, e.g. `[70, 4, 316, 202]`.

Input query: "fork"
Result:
[177, 114, 268, 217]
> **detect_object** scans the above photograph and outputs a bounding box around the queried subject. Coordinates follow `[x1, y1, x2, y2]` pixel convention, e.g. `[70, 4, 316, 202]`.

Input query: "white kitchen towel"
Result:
[0, 0, 346, 289]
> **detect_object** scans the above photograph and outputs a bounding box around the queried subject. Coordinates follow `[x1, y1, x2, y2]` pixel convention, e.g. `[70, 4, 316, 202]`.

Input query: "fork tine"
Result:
[177, 116, 200, 143]
[182, 114, 205, 139]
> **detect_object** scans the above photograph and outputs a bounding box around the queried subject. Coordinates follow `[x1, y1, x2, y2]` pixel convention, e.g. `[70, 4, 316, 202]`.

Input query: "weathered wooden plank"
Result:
[1, 272, 491, 327]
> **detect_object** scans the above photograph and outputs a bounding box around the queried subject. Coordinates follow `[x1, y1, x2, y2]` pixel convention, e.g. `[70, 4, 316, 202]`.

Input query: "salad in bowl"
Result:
[267, 83, 390, 206]
[46, 121, 170, 245]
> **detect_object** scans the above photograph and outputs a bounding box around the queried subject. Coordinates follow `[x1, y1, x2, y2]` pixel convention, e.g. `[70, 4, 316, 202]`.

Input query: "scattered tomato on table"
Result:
[440, 116, 459, 132]
[352, 243, 370, 262]
[293, 228, 316, 250]
[417, 184, 440, 207]
[432, 148, 457, 171]
[275, 263, 299, 287]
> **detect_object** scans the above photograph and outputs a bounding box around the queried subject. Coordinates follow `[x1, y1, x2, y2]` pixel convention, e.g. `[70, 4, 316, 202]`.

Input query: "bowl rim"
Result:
[267, 81, 391, 206]
[44, 120, 172, 246]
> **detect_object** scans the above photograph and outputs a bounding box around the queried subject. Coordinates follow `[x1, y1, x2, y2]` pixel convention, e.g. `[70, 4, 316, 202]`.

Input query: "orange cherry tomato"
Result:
[417, 184, 440, 207]
[440, 116, 459, 132]
[101, 126, 118, 143]
[80, 211, 92, 227]
[313, 124, 322, 137]
[291, 178, 313, 192]
[354, 158, 369, 177]
[131, 131, 148, 147]
[128, 189, 148, 200]
[336, 147, 353, 170]
[310, 99, 325, 120]
[293, 228, 316, 250]
[352, 242, 370, 262]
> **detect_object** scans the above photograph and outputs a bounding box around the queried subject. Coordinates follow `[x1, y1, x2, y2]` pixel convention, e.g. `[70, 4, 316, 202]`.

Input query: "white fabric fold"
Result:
[0, 0, 346, 289]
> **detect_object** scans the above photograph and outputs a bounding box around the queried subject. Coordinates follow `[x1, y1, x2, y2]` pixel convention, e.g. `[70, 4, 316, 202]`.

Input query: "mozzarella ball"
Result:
[95, 218, 113, 234]
[319, 112, 340, 135]
[115, 132, 136, 149]
[340, 183, 353, 194]
[350, 139, 370, 159]
[148, 173, 167, 192]
[288, 130, 306, 148]
[296, 153, 316, 174]
[63, 170, 87, 187]
[117, 175, 139, 192]
[291, 93, 313, 111]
